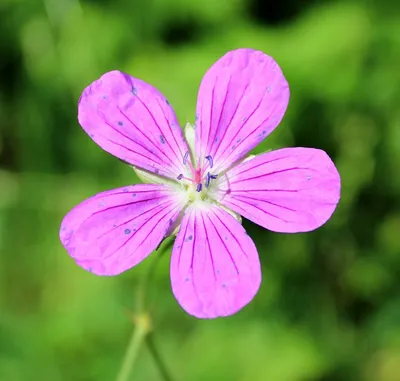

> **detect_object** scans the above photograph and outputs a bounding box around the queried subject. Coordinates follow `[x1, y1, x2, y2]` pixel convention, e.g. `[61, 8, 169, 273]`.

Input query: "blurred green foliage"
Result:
[1, 0, 400, 380]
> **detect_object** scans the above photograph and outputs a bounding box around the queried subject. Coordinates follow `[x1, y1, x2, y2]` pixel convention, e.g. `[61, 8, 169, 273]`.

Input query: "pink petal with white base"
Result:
[217, 147, 341, 233]
[170, 205, 261, 318]
[78, 71, 188, 179]
[195, 48, 289, 172]
[60, 184, 184, 275]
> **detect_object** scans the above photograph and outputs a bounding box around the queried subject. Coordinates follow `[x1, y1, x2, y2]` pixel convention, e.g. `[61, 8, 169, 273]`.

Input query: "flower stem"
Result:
[115, 314, 150, 381]
[145, 333, 174, 381]
[115, 238, 176, 381]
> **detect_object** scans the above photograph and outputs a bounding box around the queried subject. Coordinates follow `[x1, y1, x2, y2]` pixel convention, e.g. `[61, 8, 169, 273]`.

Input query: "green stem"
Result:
[115, 314, 150, 381]
[145, 333, 174, 381]
[115, 238, 176, 381]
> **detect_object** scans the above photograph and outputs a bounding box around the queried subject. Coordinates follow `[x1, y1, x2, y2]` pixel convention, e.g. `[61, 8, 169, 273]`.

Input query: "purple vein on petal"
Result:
[96, 199, 174, 240]
[207, 209, 240, 274]
[117, 107, 180, 173]
[155, 97, 186, 160]
[202, 86, 215, 160]
[200, 211, 217, 281]
[177, 209, 192, 269]
[105, 136, 166, 166]
[211, 208, 249, 260]
[226, 197, 292, 223]
[75, 195, 168, 239]
[102, 202, 179, 262]
[210, 82, 250, 161]
[134, 95, 183, 168]
[213, 83, 264, 166]
[230, 154, 294, 177]
[101, 117, 166, 166]
[234, 194, 300, 213]
[206, 76, 229, 159]
[216, 99, 279, 170]
[223, 188, 300, 193]
[135, 204, 181, 251]
[229, 167, 308, 185]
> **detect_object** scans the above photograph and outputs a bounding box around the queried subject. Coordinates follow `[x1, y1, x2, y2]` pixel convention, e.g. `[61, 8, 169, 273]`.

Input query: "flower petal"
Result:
[78, 71, 189, 179]
[217, 148, 341, 233]
[170, 204, 261, 318]
[60, 184, 185, 275]
[195, 48, 289, 172]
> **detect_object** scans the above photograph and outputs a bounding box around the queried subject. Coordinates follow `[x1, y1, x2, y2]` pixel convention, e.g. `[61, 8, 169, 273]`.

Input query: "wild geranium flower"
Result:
[60, 48, 340, 318]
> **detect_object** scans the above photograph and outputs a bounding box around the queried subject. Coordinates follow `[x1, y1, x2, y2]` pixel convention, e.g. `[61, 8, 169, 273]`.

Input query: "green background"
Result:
[1, 0, 399, 380]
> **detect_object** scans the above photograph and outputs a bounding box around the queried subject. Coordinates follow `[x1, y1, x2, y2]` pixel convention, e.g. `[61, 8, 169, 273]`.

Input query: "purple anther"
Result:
[205, 155, 213, 169]
[177, 174, 184, 180]
[205, 173, 211, 188]
[205, 172, 218, 188]
[196, 183, 203, 192]
[183, 151, 189, 165]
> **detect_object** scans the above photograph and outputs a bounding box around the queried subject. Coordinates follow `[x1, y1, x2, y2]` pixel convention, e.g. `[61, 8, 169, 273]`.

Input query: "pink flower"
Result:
[60, 49, 341, 318]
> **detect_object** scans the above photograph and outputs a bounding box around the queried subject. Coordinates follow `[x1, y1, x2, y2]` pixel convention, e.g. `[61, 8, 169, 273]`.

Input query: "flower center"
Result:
[176, 151, 219, 200]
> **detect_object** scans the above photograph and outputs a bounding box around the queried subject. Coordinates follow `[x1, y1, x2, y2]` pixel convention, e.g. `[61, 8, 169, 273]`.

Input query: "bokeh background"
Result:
[1, 0, 400, 380]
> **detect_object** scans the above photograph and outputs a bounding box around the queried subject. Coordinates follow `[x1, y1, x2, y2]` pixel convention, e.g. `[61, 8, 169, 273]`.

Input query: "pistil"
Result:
[177, 151, 219, 192]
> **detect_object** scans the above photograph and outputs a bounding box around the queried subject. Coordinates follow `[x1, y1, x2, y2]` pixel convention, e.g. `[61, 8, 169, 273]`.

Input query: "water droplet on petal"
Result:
[132, 87, 138, 96]
[118, 121, 123, 126]
[124, 229, 131, 235]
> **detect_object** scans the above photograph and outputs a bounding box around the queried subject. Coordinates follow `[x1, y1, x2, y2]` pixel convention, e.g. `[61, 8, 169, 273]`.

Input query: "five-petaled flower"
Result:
[60, 49, 341, 318]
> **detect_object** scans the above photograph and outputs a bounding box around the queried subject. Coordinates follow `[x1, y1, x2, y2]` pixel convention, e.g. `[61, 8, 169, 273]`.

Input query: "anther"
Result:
[205, 155, 213, 169]
[183, 151, 189, 165]
[177, 174, 183, 180]
[196, 183, 202, 192]
[205, 173, 211, 188]
[205, 172, 218, 188]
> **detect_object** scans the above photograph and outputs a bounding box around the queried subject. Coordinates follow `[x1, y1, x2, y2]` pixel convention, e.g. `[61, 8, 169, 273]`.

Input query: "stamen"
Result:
[205, 173, 211, 188]
[183, 151, 189, 165]
[177, 174, 195, 183]
[205, 172, 218, 188]
[196, 183, 203, 192]
[205, 155, 213, 169]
